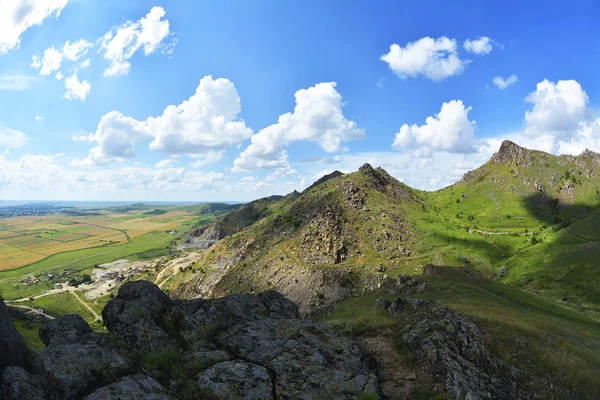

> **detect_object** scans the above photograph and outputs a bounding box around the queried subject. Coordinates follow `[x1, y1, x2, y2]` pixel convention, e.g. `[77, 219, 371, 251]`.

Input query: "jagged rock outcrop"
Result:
[1, 281, 380, 399]
[388, 297, 527, 400]
[491, 140, 535, 166]
[0, 295, 39, 373]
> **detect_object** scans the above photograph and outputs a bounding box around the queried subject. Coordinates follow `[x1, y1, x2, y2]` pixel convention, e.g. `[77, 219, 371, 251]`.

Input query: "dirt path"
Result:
[7, 304, 55, 320]
[70, 290, 101, 322]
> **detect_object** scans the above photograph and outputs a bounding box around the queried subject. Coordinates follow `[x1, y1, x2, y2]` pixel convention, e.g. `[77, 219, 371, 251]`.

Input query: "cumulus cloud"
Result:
[0, 0, 69, 54]
[100, 6, 172, 76]
[392, 100, 476, 153]
[493, 75, 518, 89]
[148, 76, 252, 154]
[55, 71, 63, 81]
[233, 82, 364, 172]
[189, 151, 224, 168]
[63, 72, 91, 101]
[62, 39, 93, 60]
[0, 126, 28, 148]
[463, 37, 493, 55]
[37, 46, 62, 75]
[79, 76, 248, 166]
[380, 37, 465, 81]
[524, 79, 591, 139]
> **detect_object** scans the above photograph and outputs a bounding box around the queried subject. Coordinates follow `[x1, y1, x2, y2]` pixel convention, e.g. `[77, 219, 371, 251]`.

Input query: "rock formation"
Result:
[1, 281, 379, 399]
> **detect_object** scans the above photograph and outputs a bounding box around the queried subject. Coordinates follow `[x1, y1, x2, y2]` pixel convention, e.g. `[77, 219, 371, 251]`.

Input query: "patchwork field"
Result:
[0, 208, 197, 270]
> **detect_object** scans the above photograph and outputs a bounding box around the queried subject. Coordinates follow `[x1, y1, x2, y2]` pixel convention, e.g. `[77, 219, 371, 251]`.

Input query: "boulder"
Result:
[217, 318, 379, 399]
[374, 296, 391, 310]
[102, 280, 176, 352]
[0, 366, 46, 400]
[83, 374, 174, 400]
[196, 361, 273, 400]
[38, 314, 137, 399]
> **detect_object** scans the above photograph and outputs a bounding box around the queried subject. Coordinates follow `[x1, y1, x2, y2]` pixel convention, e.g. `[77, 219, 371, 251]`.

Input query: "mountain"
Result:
[169, 141, 600, 315]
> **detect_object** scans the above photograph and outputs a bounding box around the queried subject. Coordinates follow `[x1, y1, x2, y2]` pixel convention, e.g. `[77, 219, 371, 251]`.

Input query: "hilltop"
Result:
[170, 140, 600, 315]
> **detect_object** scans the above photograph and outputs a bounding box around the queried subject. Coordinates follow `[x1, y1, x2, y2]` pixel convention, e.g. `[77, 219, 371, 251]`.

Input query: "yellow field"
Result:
[0, 209, 196, 270]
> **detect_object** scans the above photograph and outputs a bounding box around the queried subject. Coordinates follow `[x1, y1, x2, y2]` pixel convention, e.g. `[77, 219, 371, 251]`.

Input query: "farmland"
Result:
[0, 208, 197, 270]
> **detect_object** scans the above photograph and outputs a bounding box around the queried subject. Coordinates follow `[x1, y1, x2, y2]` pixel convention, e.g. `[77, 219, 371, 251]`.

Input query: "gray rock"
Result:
[39, 313, 92, 346]
[102, 280, 176, 352]
[217, 318, 378, 399]
[388, 297, 524, 399]
[498, 266, 508, 278]
[0, 295, 38, 372]
[196, 361, 274, 400]
[0, 366, 47, 400]
[374, 296, 391, 310]
[84, 374, 175, 400]
[258, 290, 299, 319]
[38, 315, 137, 399]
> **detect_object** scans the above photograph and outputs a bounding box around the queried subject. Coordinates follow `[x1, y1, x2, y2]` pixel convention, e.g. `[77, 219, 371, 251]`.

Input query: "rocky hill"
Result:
[167, 141, 600, 313]
[171, 163, 428, 312]
[1, 279, 541, 399]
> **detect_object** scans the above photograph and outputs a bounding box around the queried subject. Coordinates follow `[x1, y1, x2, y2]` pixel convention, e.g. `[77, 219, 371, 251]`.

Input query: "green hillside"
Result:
[171, 140, 600, 315]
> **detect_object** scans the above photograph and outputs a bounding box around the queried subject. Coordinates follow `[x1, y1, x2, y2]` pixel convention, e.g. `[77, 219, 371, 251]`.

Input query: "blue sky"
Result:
[1, 0, 599, 201]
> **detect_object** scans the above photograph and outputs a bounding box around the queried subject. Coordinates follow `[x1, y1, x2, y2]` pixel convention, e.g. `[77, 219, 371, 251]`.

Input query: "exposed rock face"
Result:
[180, 222, 244, 250]
[388, 298, 526, 400]
[1, 282, 379, 399]
[0, 295, 38, 373]
[492, 140, 535, 166]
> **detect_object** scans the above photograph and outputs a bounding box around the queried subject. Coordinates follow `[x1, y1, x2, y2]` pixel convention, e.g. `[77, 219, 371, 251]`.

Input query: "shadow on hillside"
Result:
[432, 231, 509, 273]
[522, 192, 598, 226]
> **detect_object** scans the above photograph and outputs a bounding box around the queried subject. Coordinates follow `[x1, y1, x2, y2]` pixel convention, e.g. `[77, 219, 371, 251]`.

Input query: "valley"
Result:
[3, 141, 600, 398]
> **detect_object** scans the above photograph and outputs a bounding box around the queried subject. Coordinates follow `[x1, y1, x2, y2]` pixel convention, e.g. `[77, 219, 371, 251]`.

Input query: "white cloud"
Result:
[189, 150, 224, 168]
[55, 71, 63, 81]
[0, 0, 69, 54]
[155, 159, 174, 168]
[62, 39, 93, 60]
[392, 100, 476, 153]
[493, 74, 518, 89]
[80, 76, 250, 166]
[380, 37, 465, 81]
[100, 6, 172, 76]
[0, 75, 35, 91]
[63, 72, 90, 101]
[463, 37, 493, 55]
[81, 111, 151, 165]
[38, 46, 62, 75]
[35, 116, 43, 121]
[31, 55, 41, 69]
[148, 76, 252, 154]
[233, 82, 364, 172]
[79, 58, 90, 68]
[524, 79, 591, 139]
[0, 126, 28, 148]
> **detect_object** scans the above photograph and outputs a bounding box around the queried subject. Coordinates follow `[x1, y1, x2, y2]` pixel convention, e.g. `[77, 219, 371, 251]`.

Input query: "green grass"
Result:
[12, 318, 45, 352]
[0, 230, 183, 300]
[19, 292, 97, 323]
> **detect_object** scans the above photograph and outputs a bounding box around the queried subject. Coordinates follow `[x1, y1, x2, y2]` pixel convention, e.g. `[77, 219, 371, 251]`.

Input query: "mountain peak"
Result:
[492, 140, 534, 165]
[358, 163, 374, 172]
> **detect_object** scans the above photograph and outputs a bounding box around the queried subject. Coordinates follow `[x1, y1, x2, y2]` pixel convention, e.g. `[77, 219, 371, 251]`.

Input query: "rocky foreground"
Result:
[1, 279, 531, 399]
[1, 281, 378, 399]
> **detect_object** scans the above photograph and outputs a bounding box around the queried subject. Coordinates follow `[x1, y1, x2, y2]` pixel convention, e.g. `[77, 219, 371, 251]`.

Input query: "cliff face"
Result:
[0, 281, 379, 399]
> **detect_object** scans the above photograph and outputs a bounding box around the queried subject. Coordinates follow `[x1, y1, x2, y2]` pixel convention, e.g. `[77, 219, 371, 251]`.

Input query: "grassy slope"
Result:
[12, 318, 44, 352]
[320, 268, 600, 398]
